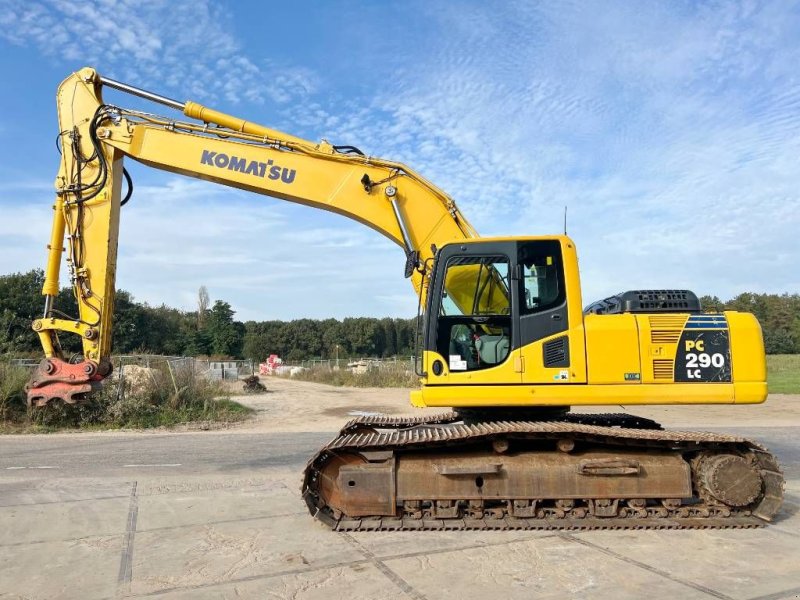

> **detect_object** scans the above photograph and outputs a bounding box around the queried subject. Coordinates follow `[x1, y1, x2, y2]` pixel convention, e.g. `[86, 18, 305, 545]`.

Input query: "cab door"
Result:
[517, 239, 587, 385]
[423, 242, 523, 386]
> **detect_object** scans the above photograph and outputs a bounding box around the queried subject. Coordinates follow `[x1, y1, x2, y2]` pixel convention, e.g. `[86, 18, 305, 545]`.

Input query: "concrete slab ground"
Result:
[0, 379, 798, 600]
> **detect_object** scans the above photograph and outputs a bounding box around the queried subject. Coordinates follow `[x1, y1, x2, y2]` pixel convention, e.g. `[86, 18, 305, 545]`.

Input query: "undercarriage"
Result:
[302, 411, 784, 531]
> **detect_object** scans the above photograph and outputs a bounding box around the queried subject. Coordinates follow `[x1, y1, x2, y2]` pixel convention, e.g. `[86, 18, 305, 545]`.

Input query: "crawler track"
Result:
[302, 412, 784, 531]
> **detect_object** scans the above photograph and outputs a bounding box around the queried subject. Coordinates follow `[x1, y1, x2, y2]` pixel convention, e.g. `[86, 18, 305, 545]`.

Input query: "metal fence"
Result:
[9, 358, 39, 369]
[113, 356, 255, 379]
[10, 354, 417, 377]
[283, 356, 417, 373]
[8, 355, 255, 379]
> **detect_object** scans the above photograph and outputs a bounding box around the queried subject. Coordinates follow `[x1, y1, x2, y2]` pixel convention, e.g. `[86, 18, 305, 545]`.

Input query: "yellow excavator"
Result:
[26, 68, 783, 530]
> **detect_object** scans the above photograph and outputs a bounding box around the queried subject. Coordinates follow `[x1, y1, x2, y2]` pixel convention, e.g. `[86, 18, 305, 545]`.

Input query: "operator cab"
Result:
[423, 238, 569, 377]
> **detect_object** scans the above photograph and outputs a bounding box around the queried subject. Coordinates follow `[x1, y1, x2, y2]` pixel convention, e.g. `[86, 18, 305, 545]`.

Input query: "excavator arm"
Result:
[27, 67, 478, 405]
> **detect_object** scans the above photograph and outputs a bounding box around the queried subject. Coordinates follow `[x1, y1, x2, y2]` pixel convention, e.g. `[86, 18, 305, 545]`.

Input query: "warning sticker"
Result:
[449, 355, 468, 371]
[553, 369, 569, 381]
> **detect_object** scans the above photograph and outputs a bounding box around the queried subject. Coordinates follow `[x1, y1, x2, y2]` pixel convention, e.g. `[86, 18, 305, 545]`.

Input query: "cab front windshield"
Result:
[438, 255, 511, 371]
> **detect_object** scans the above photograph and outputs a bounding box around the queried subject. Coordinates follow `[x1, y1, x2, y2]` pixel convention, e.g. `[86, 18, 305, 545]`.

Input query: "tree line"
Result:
[1, 270, 798, 360]
[699, 293, 800, 354]
[0, 270, 417, 361]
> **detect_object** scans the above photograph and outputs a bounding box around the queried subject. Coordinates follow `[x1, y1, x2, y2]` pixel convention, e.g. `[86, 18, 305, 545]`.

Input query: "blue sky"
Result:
[0, 0, 798, 321]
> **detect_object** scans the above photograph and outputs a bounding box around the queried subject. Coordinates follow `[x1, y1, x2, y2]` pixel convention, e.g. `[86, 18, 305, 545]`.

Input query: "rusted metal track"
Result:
[303, 413, 784, 532]
[338, 411, 663, 435]
[339, 411, 460, 435]
[330, 515, 767, 531]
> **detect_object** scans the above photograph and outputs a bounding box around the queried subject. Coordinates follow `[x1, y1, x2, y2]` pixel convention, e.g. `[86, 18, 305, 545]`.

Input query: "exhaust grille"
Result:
[653, 360, 674, 381]
[651, 330, 682, 344]
[648, 315, 688, 329]
[649, 315, 687, 345]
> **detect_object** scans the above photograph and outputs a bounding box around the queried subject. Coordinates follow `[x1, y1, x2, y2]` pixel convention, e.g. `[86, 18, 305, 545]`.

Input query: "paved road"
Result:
[1, 427, 796, 479]
[0, 431, 333, 480]
[0, 425, 798, 600]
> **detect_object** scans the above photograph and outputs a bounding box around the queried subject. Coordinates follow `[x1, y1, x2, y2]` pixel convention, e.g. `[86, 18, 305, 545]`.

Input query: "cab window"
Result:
[437, 255, 511, 371]
[519, 241, 565, 314]
[441, 256, 510, 316]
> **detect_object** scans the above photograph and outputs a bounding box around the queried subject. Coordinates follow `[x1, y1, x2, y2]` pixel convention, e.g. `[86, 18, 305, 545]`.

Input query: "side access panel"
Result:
[396, 450, 691, 500]
[584, 313, 642, 384]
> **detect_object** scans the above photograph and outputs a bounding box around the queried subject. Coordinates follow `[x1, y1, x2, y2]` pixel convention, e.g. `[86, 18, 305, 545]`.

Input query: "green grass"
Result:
[291, 363, 420, 388]
[0, 360, 254, 432]
[0, 362, 29, 422]
[767, 354, 800, 394]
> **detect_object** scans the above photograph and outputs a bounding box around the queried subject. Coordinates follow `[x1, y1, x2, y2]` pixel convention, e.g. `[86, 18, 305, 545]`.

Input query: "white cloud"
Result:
[0, 0, 316, 106]
[280, 1, 800, 303]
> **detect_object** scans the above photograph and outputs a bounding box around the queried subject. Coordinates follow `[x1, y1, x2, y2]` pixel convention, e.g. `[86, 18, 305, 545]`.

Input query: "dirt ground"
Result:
[231, 375, 800, 433]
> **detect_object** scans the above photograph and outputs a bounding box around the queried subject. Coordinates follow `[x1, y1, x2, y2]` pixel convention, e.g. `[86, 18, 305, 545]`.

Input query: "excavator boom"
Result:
[28, 67, 476, 404]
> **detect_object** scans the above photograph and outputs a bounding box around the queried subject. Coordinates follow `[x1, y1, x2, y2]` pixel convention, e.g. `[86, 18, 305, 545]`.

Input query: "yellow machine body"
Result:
[413, 237, 767, 408]
[413, 312, 767, 407]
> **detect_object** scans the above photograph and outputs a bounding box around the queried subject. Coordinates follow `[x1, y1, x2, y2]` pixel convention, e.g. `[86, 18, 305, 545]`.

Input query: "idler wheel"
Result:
[699, 454, 763, 507]
[317, 453, 367, 514]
